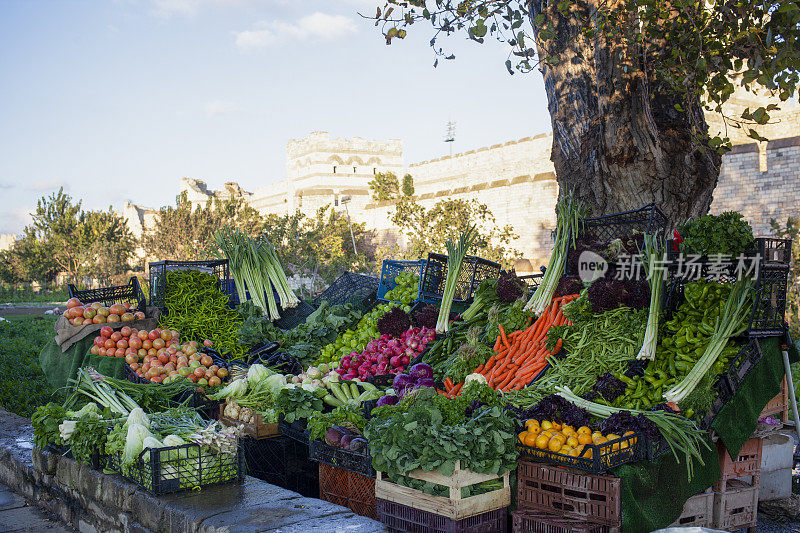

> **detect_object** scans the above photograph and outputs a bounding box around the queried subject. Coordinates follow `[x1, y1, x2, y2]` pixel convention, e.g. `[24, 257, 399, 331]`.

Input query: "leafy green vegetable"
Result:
[366, 387, 517, 480]
[679, 211, 755, 257]
[70, 413, 112, 465]
[274, 387, 324, 423]
[31, 403, 67, 449]
[308, 404, 367, 441]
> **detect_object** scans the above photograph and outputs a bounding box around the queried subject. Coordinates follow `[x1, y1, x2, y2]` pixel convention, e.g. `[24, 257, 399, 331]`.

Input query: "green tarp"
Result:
[38, 337, 125, 391]
[615, 336, 799, 532]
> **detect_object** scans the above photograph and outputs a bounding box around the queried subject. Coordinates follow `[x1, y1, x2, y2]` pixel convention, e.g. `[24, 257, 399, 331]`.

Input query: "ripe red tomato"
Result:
[100, 326, 113, 338]
[120, 326, 132, 338]
[116, 339, 128, 349]
[148, 330, 160, 341]
[110, 332, 122, 343]
[66, 298, 82, 309]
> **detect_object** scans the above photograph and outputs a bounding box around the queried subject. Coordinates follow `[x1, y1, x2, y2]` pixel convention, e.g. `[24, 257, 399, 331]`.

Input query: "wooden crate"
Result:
[669, 490, 713, 528]
[516, 460, 621, 528]
[375, 460, 511, 521]
[218, 404, 279, 439]
[760, 377, 790, 423]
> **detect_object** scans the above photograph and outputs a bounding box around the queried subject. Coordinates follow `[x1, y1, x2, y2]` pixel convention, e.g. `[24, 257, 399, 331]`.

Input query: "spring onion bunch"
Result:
[525, 192, 585, 315]
[556, 386, 711, 479]
[636, 233, 665, 360]
[215, 227, 299, 321]
[664, 277, 754, 403]
[66, 368, 140, 416]
[436, 226, 478, 334]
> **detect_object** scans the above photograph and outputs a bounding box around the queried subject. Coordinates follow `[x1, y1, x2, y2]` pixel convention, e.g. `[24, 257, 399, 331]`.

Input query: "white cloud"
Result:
[149, 0, 246, 19]
[234, 12, 357, 51]
[29, 181, 70, 192]
[204, 101, 241, 117]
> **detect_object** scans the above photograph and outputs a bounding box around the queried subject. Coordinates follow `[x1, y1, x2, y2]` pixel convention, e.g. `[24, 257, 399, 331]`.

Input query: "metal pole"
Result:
[780, 330, 800, 442]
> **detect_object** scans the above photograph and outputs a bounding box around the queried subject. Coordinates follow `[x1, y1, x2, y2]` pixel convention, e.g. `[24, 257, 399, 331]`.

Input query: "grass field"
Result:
[0, 315, 63, 417]
[0, 286, 68, 304]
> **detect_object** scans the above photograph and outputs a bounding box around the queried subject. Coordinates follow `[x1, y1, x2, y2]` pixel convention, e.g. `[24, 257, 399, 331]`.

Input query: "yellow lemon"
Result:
[591, 431, 603, 441]
[584, 448, 593, 459]
[548, 437, 562, 452]
[526, 419, 540, 429]
[562, 425, 575, 434]
[577, 433, 593, 445]
[567, 436, 579, 448]
[524, 434, 539, 447]
[518, 432, 528, 443]
[535, 435, 549, 450]
[568, 448, 581, 457]
[541, 420, 553, 430]
[577, 426, 592, 435]
[540, 430, 553, 439]
[593, 436, 607, 445]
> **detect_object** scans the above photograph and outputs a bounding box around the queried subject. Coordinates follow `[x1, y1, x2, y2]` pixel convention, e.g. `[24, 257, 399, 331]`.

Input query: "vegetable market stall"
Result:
[26, 211, 799, 533]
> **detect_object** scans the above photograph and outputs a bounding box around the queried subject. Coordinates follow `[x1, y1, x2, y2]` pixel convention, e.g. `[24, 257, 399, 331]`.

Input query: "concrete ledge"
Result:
[0, 409, 386, 533]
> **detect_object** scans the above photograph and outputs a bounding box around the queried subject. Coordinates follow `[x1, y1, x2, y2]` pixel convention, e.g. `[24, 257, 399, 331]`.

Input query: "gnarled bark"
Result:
[529, 0, 721, 228]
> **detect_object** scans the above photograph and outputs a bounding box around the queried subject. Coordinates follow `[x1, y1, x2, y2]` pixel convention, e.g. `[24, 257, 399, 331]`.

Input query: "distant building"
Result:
[121, 93, 800, 271]
[0, 234, 15, 252]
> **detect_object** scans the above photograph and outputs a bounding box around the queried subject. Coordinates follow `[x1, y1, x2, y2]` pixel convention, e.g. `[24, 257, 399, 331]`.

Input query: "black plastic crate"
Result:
[377, 260, 425, 303]
[313, 272, 380, 307]
[419, 253, 501, 305]
[309, 439, 375, 478]
[565, 204, 667, 276]
[68, 277, 146, 311]
[107, 441, 244, 495]
[519, 273, 544, 291]
[278, 415, 310, 444]
[377, 499, 506, 533]
[756, 237, 792, 267]
[581, 203, 667, 242]
[362, 398, 379, 420]
[148, 259, 229, 308]
[242, 436, 319, 497]
[274, 299, 317, 330]
[46, 443, 107, 470]
[748, 267, 789, 336]
[720, 338, 762, 397]
[517, 432, 644, 474]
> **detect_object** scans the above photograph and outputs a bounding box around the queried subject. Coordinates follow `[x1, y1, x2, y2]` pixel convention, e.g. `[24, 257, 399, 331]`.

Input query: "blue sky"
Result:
[0, 0, 550, 235]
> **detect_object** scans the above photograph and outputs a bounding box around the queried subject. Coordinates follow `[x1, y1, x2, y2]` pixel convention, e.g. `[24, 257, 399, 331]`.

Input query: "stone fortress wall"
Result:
[121, 90, 799, 272]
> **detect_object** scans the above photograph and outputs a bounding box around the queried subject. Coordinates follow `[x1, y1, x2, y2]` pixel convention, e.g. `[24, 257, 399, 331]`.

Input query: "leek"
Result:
[636, 233, 665, 360]
[556, 386, 711, 479]
[664, 277, 754, 403]
[525, 191, 585, 315]
[435, 226, 479, 334]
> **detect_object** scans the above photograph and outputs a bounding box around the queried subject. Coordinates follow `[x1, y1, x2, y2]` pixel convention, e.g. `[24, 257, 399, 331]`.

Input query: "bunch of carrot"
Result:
[473, 293, 579, 391]
[441, 378, 463, 398]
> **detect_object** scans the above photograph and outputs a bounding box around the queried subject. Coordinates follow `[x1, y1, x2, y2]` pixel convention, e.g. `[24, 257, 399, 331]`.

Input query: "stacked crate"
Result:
[712, 438, 762, 532]
[514, 460, 620, 532]
[375, 461, 510, 532]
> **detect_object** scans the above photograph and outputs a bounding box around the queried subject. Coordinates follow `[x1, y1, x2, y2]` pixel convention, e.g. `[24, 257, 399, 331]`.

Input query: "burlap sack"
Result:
[54, 313, 159, 352]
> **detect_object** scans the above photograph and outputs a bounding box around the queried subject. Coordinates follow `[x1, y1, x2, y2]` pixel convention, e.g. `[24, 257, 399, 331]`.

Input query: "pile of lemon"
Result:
[517, 419, 635, 459]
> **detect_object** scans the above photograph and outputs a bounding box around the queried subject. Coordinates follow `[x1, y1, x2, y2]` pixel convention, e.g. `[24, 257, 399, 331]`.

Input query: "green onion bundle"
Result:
[525, 192, 585, 316]
[215, 227, 299, 321]
[556, 386, 711, 479]
[664, 277, 754, 403]
[436, 226, 478, 334]
[636, 233, 665, 360]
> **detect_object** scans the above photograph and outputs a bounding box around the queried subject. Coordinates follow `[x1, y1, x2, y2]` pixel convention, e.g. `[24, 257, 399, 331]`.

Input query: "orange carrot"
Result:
[444, 378, 454, 392]
[498, 324, 510, 349]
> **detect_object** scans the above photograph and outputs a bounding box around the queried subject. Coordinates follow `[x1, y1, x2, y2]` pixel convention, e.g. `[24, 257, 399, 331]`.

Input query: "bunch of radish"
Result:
[336, 326, 435, 381]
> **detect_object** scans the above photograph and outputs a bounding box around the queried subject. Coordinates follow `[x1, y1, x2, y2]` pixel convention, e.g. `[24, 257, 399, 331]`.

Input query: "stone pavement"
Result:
[0, 483, 73, 533]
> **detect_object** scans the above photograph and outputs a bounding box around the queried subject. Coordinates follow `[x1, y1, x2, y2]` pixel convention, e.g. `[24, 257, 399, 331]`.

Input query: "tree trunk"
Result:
[529, 1, 722, 229]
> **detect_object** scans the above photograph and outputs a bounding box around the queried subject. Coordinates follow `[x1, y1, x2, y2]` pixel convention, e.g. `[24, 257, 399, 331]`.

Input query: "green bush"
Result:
[0, 316, 63, 417]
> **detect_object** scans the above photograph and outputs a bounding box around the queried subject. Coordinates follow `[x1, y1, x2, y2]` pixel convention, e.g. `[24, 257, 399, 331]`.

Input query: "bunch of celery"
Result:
[525, 192, 585, 315]
[436, 226, 478, 334]
[636, 233, 665, 360]
[215, 227, 299, 320]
